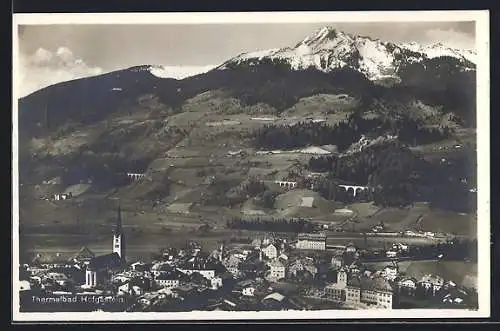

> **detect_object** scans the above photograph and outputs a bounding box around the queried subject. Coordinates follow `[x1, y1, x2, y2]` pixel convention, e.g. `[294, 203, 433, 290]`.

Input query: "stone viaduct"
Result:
[337, 184, 372, 197]
[126, 173, 146, 181]
[274, 180, 298, 190]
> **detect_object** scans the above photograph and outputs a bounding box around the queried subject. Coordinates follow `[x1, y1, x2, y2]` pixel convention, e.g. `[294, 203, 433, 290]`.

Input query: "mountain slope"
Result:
[18, 25, 477, 141]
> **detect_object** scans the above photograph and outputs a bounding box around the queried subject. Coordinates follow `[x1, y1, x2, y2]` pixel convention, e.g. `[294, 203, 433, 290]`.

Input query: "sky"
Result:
[17, 21, 475, 97]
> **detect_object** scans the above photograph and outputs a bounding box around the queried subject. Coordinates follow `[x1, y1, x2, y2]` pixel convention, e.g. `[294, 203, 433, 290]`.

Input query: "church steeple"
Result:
[114, 203, 123, 235]
[112, 201, 125, 260]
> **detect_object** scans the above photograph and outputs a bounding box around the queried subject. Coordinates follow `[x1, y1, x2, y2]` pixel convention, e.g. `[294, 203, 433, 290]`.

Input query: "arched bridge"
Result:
[127, 173, 146, 181]
[274, 180, 298, 190]
[337, 184, 371, 197]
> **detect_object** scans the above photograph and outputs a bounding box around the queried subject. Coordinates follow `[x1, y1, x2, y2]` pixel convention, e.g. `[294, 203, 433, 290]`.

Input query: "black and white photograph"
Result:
[12, 11, 490, 321]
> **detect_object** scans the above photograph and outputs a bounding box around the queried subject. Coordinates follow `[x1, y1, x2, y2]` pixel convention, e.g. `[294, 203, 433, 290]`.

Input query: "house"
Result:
[303, 260, 318, 277]
[380, 265, 398, 281]
[130, 261, 148, 272]
[348, 262, 362, 275]
[262, 244, 278, 259]
[152, 262, 174, 277]
[186, 272, 212, 287]
[418, 274, 444, 295]
[31, 252, 72, 268]
[393, 243, 409, 252]
[266, 259, 286, 281]
[176, 258, 221, 280]
[118, 282, 143, 296]
[138, 292, 160, 306]
[397, 277, 418, 295]
[331, 254, 343, 269]
[242, 286, 256, 297]
[54, 192, 73, 201]
[345, 243, 357, 253]
[251, 238, 263, 249]
[443, 280, 458, 291]
[155, 270, 184, 289]
[278, 253, 289, 262]
[45, 272, 70, 286]
[210, 276, 223, 290]
[222, 254, 242, 277]
[288, 260, 304, 277]
[442, 287, 469, 305]
[386, 250, 398, 258]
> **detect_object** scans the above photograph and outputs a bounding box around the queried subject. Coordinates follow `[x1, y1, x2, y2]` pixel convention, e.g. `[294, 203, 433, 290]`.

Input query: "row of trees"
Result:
[226, 217, 315, 233]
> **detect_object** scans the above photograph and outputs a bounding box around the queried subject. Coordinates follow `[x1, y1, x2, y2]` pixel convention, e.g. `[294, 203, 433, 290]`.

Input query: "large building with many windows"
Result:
[296, 233, 327, 250]
[324, 268, 394, 309]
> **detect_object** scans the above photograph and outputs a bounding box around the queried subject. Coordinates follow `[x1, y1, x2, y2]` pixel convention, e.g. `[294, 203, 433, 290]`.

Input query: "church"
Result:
[84, 204, 126, 288]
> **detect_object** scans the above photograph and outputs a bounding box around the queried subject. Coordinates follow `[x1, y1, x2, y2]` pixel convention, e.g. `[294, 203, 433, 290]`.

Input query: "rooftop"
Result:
[88, 253, 122, 271]
[262, 292, 286, 302]
[348, 276, 393, 292]
[297, 233, 327, 240]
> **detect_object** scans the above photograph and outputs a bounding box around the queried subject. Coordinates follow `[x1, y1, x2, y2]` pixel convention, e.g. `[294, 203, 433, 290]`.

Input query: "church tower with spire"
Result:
[113, 202, 125, 261]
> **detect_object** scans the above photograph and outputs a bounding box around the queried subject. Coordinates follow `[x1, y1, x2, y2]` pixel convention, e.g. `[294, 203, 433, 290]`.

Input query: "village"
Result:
[18, 204, 478, 312]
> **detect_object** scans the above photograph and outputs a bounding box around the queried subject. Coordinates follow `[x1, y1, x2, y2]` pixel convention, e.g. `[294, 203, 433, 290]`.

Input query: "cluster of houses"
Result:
[19, 209, 476, 312]
[321, 243, 476, 309]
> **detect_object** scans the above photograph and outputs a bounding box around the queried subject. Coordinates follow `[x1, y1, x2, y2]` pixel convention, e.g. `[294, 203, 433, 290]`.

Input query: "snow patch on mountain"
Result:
[400, 41, 476, 63]
[148, 64, 216, 79]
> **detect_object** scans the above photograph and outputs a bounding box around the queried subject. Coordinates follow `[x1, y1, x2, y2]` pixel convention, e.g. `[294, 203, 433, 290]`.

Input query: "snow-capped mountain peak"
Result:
[399, 41, 476, 64]
[218, 26, 476, 82]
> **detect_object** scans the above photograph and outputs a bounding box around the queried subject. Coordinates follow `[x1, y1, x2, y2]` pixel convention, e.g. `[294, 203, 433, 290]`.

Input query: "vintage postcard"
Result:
[12, 11, 490, 321]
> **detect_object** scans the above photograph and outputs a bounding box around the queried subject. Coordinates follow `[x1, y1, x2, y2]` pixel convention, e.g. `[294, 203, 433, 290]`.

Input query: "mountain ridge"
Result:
[217, 26, 475, 82]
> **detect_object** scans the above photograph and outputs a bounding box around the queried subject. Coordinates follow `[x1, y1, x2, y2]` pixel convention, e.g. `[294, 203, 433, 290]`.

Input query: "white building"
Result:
[155, 273, 181, 289]
[296, 233, 326, 251]
[381, 266, 398, 281]
[242, 286, 256, 296]
[118, 282, 143, 296]
[266, 259, 286, 281]
[45, 272, 69, 286]
[345, 243, 357, 253]
[262, 244, 278, 259]
[210, 276, 223, 290]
